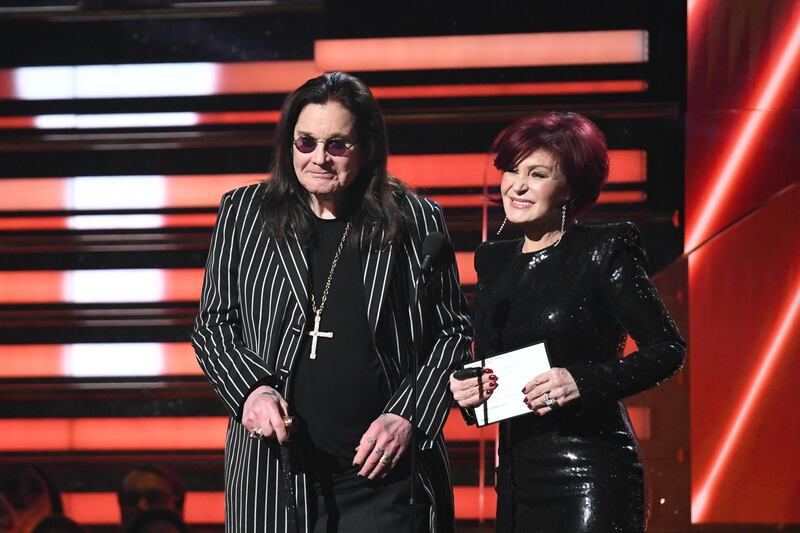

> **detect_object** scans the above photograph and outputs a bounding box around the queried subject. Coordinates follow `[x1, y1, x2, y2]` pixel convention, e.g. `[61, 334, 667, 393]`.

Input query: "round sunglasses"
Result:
[293, 135, 357, 157]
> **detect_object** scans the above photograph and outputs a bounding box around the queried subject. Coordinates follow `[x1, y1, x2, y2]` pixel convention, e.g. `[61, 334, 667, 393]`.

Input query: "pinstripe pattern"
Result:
[192, 183, 472, 532]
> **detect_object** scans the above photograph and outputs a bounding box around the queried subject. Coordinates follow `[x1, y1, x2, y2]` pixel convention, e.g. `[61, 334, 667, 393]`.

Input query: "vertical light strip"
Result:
[686, 4, 800, 251]
[691, 275, 800, 521]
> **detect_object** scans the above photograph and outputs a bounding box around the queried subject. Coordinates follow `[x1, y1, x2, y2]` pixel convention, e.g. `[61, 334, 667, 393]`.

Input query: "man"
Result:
[117, 465, 185, 529]
[191, 72, 472, 532]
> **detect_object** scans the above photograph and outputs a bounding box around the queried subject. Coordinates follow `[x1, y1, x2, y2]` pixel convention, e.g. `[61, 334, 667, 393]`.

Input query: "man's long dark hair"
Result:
[259, 72, 407, 247]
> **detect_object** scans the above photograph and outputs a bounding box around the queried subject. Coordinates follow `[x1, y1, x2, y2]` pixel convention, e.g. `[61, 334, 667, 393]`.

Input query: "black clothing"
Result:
[473, 222, 685, 533]
[291, 217, 388, 464]
[304, 449, 428, 533]
[192, 185, 472, 532]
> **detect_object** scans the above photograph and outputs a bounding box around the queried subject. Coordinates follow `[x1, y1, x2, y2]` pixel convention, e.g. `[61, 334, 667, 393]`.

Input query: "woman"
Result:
[192, 72, 471, 532]
[449, 112, 685, 532]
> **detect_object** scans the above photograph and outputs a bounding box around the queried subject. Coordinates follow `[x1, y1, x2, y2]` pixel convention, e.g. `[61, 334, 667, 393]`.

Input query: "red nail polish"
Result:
[489, 375, 497, 380]
[484, 368, 493, 374]
[487, 390, 493, 395]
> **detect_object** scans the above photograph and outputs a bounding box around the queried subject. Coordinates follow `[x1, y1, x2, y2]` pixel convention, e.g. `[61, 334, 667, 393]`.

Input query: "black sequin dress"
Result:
[472, 222, 685, 533]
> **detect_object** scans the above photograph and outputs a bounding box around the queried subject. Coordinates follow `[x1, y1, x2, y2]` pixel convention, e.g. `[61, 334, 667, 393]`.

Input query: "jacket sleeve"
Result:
[384, 200, 474, 446]
[566, 222, 686, 406]
[191, 190, 277, 421]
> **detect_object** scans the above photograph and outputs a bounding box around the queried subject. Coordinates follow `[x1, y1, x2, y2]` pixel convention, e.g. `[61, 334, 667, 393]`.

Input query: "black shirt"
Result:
[290, 217, 388, 464]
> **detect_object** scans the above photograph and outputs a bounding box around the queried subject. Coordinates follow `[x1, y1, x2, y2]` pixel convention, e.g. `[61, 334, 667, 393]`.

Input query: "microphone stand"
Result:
[408, 264, 429, 533]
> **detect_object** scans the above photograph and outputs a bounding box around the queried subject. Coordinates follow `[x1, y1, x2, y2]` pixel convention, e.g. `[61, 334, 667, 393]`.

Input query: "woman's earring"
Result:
[496, 216, 508, 236]
[560, 204, 567, 234]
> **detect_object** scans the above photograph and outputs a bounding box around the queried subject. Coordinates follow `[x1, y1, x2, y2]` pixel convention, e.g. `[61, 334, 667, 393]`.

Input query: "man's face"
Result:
[119, 471, 180, 527]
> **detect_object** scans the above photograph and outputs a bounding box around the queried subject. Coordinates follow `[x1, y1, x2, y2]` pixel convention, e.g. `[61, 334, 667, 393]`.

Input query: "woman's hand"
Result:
[522, 367, 580, 415]
[353, 413, 412, 479]
[242, 385, 291, 444]
[449, 368, 497, 409]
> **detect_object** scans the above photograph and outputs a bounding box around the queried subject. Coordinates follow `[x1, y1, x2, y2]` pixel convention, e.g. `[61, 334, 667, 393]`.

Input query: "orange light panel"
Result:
[0, 406, 649, 451]
[0, 343, 202, 378]
[0, 269, 204, 304]
[0, 256, 474, 304]
[453, 486, 497, 521]
[62, 487, 491, 523]
[0, 175, 260, 211]
[0, 409, 490, 451]
[0, 61, 321, 100]
[212, 61, 321, 94]
[315, 31, 649, 72]
[371, 80, 648, 99]
[0, 111, 282, 129]
[0, 418, 227, 451]
[0, 151, 642, 216]
[0, 213, 218, 231]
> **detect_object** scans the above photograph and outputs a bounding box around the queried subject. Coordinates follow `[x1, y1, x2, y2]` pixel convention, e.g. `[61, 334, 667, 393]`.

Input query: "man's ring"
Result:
[248, 427, 264, 440]
[379, 454, 392, 467]
[283, 416, 293, 430]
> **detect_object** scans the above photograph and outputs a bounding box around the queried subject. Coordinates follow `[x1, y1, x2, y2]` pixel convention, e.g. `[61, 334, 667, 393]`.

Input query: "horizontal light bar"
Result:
[0, 174, 259, 211]
[371, 80, 648, 99]
[0, 255, 475, 304]
[316, 30, 649, 72]
[0, 213, 218, 231]
[1, 61, 320, 100]
[0, 58, 646, 102]
[0, 82, 647, 124]
[0, 417, 227, 451]
[0, 189, 644, 231]
[0, 110, 282, 129]
[0, 408, 648, 451]
[0, 268, 204, 304]
[0, 151, 643, 213]
[0, 343, 201, 378]
[61, 486, 493, 524]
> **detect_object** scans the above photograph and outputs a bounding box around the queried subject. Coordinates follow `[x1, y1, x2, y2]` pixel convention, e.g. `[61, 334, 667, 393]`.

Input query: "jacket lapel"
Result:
[272, 230, 310, 320]
[360, 226, 395, 338]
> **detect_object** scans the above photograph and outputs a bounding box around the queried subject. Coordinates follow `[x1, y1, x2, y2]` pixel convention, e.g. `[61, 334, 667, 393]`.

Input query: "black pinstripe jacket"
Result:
[191, 183, 472, 532]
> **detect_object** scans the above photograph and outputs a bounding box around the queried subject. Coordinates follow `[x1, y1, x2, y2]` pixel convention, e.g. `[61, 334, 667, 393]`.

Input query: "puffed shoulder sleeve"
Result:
[191, 190, 277, 421]
[566, 222, 686, 406]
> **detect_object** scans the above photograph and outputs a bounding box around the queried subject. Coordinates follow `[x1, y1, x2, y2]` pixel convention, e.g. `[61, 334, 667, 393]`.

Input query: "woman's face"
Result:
[500, 149, 571, 229]
[292, 101, 362, 212]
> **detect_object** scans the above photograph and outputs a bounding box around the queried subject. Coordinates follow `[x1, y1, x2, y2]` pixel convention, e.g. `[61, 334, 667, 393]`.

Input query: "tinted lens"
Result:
[294, 136, 317, 153]
[325, 139, 349, 156]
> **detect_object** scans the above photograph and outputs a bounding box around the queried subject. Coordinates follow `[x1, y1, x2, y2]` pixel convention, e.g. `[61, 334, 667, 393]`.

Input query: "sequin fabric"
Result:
[473, 222, 686, 533]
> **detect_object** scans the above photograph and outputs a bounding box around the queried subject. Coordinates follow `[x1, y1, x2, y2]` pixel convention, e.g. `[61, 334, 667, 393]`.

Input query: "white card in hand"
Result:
[463, 342, 551, 426]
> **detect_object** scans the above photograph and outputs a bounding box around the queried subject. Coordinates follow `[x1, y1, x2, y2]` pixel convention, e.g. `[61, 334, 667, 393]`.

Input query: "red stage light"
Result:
[691, 274, 800, 521]
[686, 2, 800, 251]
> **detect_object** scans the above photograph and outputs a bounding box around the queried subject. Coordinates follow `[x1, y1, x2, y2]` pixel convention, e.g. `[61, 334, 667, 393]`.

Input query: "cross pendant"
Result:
[308, 310, 333, 359]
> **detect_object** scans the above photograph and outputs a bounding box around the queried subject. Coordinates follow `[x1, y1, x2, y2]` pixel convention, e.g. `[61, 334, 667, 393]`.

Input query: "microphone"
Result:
[409, 230, 454, 532]
[418, 231, 454, 279]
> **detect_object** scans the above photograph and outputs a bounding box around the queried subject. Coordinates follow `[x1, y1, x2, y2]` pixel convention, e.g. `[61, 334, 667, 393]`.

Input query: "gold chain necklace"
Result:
[307, 221, 351, 359]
